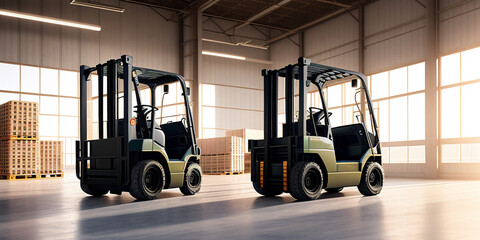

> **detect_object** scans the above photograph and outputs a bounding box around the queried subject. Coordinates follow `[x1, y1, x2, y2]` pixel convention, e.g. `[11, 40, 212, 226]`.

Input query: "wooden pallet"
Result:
[0, 101, 39, 139]
[244, 152, 251, 173]
[197, 136, 244, 155]
[0, 173, 63, 180]
[0, 139, 39, 176]
[38, 141, 63, 175]
[225, 129, 263, 153]
[200, 153, 245, 174]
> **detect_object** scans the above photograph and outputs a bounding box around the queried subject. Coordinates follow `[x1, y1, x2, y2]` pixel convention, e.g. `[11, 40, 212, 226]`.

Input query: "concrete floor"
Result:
[1, 172, 479, 240]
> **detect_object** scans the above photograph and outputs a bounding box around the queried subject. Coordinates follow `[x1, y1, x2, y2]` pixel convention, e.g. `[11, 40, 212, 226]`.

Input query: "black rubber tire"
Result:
[128, 160, 165, 200]
[357, 161, 384, 196]
[80, 182, 109, 197]
[325, 187, 344, 193]
[252, 181, 283, 197]
[289, 161, 323, 201]
[180, 163, 202, 195]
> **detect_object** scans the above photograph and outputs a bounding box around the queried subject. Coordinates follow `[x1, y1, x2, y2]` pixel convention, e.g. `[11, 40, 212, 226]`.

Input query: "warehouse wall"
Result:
[270, 0, 480, 178]
[183, 17, 270, 138]
[0, 0, 179, 72]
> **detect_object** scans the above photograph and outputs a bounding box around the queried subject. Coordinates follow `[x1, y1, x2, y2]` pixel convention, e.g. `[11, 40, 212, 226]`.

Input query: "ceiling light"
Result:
[0, 8, 101, 31]
[202, 51, 246, 60]
[70, 0, 125, 13]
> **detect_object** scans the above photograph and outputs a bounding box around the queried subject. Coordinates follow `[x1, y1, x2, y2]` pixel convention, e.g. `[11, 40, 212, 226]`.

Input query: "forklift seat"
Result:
[160, 121, 191, 159]
[306, 120, 328, 137]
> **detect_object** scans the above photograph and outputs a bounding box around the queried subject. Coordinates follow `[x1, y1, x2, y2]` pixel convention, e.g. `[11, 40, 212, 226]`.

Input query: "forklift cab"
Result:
[76, 55, 201, 200]
[250, 57, 384, 201]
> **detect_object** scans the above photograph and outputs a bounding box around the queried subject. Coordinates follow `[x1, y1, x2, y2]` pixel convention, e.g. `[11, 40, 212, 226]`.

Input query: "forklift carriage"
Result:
[250, 57, 384, 201]
[76, 55, 202, 200]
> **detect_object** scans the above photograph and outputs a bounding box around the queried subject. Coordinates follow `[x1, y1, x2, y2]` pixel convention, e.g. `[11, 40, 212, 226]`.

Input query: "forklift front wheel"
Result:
[252, 181, 283, 197]
[180, 163, 202, 195]
[80, 182, 109, 197]
[289, 161, 323, 201]
[357, 161, 384, 196]
[129, 160, 165, 200]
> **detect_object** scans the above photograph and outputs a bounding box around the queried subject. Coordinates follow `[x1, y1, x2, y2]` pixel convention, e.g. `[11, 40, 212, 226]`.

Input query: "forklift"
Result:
[76, 55, 202, 200]
[250, 57, 384, 201]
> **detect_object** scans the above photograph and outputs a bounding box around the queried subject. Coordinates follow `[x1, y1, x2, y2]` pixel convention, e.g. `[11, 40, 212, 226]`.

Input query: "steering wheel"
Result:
[309, 107, 332, 125]
[134, 105, 158, 117]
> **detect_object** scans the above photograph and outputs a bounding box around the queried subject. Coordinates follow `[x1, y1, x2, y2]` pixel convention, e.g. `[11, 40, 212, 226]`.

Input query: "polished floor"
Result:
[0, 172, 479, 240]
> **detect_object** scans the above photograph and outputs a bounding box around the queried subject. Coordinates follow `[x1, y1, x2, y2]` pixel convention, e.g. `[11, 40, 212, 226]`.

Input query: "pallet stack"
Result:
[38, 141, 63, 178]
[225, 129, 263, 174]
[0, 101, 39, 179]
[244, 152, 251, 173]
[197, 136, 244, 175]
[0, 100, 63, 180]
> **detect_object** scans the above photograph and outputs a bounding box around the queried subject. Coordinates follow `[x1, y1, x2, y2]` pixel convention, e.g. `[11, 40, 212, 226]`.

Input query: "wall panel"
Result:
[0, 1, 179, 72]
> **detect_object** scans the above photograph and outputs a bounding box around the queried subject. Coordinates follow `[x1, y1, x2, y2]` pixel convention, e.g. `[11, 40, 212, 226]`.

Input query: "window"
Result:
[40, 68, 59, 95]
[0, 63, 20, 91]
[389, 67, 407, 96]
[21, 66, 40, 93]
[441, 53, 460, 86]
[59, 70, 78, 97]
[0, 62, 80, 166]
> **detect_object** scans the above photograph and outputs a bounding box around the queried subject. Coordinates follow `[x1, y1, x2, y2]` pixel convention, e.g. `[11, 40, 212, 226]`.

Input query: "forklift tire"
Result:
[180, 163, 202, 195]
[252, 181, 283, 197]
[129, 160, 165, 200]
[289, 161, 323, 201]
[80, 182, 109, 197]
[357, 161, 384, 196]
[325, 187, 343, 193]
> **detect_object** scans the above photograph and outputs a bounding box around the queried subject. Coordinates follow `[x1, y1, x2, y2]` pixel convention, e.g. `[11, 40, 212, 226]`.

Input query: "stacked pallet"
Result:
[226, 129, 263, 173]
[0, 100, 38, 139]
[38, 141, 63, 178]
[225, 129, 263, 153]
[0, 100, 63, 180]
[0, 101, 39, 180]
[244, 152, 251, 173]
[197, 136, 244, 175]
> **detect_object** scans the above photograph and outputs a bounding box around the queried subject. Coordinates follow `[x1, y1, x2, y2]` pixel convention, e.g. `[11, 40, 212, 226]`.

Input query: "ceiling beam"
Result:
[199, 0, 221, 12]
[265, 2, 362, 44]
[316, 0, 351, 8]
[234, 0, 291, 31]
[121, 0, 188, 13]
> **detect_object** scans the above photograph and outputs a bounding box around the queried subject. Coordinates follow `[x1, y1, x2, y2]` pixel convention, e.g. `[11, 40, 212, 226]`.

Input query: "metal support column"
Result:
[359, 5, 366, 119]
[192, 4, 202, 138]
[299, 31, 305, 57]
[425, 0, 438, 178]
[179, 14, 185, 76]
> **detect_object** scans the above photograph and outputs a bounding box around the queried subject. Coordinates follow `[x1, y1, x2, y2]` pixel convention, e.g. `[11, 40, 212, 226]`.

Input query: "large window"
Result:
[0, 62, 79, 166]
[440, 47, 480, 163]
[368, 62, 426, 164]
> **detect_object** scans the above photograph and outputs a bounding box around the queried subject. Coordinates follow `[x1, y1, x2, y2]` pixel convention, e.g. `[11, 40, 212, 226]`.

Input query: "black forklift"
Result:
[250, 57, 383, 201]
[76, 55, 202, 200]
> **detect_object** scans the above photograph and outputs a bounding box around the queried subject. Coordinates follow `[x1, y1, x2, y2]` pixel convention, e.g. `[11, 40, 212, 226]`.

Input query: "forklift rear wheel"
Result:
[289, 161, 323, 201]
[252, 181, 283, 197]
[325, 187, 343, 193]
[129, 160, 165, 200]
[80, 182, 109, 197]
[180, 163, 202, 195]
[358, 161, 384, 196]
